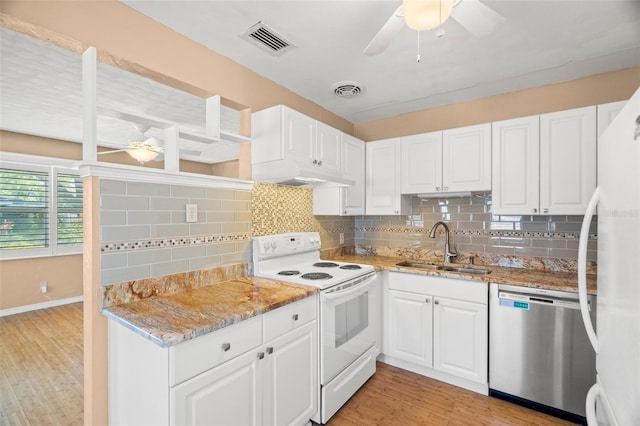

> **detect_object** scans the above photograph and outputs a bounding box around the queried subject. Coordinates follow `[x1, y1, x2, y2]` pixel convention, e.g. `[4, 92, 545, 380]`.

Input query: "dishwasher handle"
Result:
[498, 291, 583, 310]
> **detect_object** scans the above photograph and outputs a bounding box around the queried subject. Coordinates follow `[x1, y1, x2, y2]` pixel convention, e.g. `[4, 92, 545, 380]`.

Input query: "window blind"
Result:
[0, 168, 50, 250]
[56, 173, 83, 247]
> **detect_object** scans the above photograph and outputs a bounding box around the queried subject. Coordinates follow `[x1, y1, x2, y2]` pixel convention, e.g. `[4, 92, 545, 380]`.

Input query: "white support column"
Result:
[82, 47, 98, 163]
[205, 95, 221, 139]
[164, 126, 180, 172]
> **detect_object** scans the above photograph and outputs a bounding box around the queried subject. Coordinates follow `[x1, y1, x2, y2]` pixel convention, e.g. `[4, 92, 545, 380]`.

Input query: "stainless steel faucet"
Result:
[428, 221, 457, 263]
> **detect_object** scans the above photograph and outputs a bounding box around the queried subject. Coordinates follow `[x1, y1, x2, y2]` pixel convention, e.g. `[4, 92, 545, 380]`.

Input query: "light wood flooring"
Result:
[0, 303, 83, 426]
[0, 303, 572, 425]
[330, 362, 574, 425]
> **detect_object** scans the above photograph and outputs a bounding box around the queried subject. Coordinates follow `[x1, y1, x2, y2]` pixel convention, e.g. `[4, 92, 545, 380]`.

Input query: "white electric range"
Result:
[252, 232, 380, 424]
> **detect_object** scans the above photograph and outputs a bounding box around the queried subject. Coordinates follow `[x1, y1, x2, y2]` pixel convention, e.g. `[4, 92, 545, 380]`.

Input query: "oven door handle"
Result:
[322, 273, 377, 301]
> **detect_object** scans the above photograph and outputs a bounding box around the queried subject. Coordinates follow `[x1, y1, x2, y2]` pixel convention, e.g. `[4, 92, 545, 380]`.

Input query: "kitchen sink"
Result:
[438, 265, 491, 275]
[396, 261, 491, 275]
[395, 261, 440, 269]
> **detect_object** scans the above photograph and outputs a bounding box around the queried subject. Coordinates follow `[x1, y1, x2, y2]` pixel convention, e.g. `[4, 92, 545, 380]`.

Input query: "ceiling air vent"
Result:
[332, 81, 364, 98]
[241, 21, 295, 56]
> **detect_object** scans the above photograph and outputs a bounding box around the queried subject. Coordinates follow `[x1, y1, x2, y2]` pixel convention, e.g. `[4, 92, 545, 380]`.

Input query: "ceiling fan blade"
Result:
[363, 6, 405, 56]
[97, 149, 127, 155]
[452, 0, 505, 38]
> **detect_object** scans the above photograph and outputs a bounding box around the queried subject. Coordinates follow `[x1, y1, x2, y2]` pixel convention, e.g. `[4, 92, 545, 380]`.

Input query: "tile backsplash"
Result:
[354, 194, 597, 271]
[251, 182, 314, 236]
[100, 179, 252, 285]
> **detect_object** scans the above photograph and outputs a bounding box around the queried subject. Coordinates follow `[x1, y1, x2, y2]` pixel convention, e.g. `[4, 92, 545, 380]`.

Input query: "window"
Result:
[0, 163, 83, 259]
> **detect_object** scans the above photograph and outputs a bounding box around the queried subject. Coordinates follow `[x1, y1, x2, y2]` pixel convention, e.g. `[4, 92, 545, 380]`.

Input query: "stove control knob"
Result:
[263, 241, 270, 252]
[270, 241, 277, 250]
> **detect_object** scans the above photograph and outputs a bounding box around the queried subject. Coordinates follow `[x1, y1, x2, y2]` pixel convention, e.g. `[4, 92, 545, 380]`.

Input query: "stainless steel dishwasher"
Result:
[489, 283, 596, 424]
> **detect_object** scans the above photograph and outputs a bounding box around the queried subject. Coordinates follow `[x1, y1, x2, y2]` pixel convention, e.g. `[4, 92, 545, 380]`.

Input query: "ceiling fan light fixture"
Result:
[126, 146, 159, 164]
[403, 0, 454, 31]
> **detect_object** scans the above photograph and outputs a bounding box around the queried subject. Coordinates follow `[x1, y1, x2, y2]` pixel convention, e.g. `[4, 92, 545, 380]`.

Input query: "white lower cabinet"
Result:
[109, 296, 318, 426]
[381, 272, 488, 394]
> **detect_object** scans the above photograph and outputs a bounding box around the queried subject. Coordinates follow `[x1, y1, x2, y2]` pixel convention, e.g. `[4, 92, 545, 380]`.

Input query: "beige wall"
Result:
[0, 254, 83, 310]
[355, 67, 640, 141]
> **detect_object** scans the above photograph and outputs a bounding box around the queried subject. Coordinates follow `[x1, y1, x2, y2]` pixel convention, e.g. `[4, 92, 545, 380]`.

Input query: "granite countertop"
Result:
[102, 276, 318, 348]
[327, 254, 597, 295]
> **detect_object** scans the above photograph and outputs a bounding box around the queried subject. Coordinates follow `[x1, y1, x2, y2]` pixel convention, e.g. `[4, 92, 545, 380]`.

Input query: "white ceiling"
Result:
[120, 0, 640, 123]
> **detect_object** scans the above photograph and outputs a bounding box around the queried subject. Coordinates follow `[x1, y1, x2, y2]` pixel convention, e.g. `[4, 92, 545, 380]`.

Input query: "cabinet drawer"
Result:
[169, 315, 262, 386]
[388, 272, 487, 304]
[263, 295, 317, 342]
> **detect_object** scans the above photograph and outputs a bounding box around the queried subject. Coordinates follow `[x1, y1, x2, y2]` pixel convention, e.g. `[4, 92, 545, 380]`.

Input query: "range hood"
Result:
[252, 159, 355, 187]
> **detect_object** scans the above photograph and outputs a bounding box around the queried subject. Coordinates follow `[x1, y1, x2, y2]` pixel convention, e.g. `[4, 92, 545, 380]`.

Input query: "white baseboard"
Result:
[0, 296, 84, 317]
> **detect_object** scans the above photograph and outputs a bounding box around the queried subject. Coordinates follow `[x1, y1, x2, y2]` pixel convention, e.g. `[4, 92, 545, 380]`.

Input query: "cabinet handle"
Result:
[312, 159, 318, 165]
[318, 160, 323, 166]
[425, 298, 431, 303]
[434, 299, 440, 305]
[266, 347, 274, 354]
[436, 186, 441, 192]
[257, 352, 265, 360]
[532, 208, 538, 213]
[221, 342, 231, 352]
[543, 208, 549, 213]
[343, 210, 347, 215]
[443, 187, 448, 191]
[292, 313, 299, 321]
[394, 210, 399, 214]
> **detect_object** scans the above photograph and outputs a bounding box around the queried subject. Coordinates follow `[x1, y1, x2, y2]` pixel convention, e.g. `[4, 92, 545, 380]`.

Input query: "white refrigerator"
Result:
[578, 86, 640, 425]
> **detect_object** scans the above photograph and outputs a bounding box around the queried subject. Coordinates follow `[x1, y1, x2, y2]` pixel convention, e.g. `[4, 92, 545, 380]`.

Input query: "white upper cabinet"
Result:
[492, 107, 597, 215]
[491, 116, 540, 215]
[442, 123, 492, 193]
[400, 124, 491, 195]
[313, 134, 365, 216]
[540, 106, 596, 215]
[252, 105, 344, 183]
[401, 131, 442, 194]
[366, 138, 409, 215]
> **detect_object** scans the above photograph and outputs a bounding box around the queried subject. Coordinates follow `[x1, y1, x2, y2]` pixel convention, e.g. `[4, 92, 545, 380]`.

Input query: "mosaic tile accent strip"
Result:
[252, 182, 313, 236]
[355, 226, 597, 240]
[101, 232, 251, 253]
[102, 262, 248, 308]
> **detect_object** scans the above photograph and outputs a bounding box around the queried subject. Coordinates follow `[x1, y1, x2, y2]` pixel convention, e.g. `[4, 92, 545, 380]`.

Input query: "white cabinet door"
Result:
[172, 349, 261, 426]
[433, 297, 487, 384]
[366, 138, 406, 215]
[283, 107, 315, 166]
[540, 106, 596, 215]
[316, 122, 342, 176]
[263, 321, 318, 426]
[442, 123, 492, 192]
[401, 132, 442, 194]
[597, 100, 626, 137]
[386, 289, 433, 367]
[342, 134, 366, 215]
[492, 116, 540, 215]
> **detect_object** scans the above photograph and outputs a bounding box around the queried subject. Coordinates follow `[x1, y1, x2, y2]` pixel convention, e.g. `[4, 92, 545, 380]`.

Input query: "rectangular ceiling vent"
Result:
[241, 21, 296, 56]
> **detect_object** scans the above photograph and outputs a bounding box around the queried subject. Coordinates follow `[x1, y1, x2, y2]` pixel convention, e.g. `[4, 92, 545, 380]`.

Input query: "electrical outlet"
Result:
[40, 281, 48, 294]
[339, 232, 344, 245]
[186, 204, 198, 223]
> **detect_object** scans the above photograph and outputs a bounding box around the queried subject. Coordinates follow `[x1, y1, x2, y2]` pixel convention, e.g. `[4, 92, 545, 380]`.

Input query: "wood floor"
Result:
[0, 303, 83, 426]
[0, 303, 572, 425]
[330, 362, 574, 425]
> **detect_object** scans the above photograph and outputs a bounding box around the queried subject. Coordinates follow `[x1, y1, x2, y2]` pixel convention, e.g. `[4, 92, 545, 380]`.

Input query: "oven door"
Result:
[320, 272, 378, 385]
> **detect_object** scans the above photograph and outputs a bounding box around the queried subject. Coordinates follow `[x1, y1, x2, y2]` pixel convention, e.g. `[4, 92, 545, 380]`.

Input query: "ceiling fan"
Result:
[97, 124, 165, 164]
[364, 0, 504, 56]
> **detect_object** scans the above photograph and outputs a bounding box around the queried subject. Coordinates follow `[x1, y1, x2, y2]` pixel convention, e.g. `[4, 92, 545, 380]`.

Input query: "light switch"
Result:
[186, 204, 198, 223]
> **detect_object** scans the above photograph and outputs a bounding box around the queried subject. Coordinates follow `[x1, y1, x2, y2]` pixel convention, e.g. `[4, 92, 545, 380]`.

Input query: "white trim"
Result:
[78, 161, 254, 190]
[0, 152, 79, 169]
[0, 295, 83, 317]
